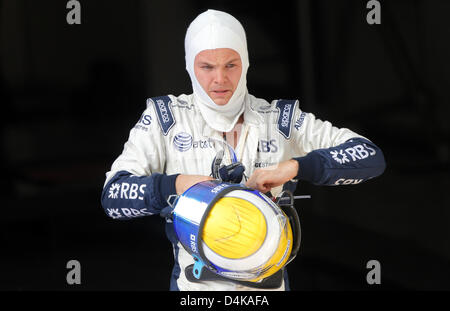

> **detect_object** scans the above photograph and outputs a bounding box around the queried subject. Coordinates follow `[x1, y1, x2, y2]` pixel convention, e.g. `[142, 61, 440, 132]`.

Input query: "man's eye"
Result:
[202, 65, 213, 70]
[227, 64, 236, 68]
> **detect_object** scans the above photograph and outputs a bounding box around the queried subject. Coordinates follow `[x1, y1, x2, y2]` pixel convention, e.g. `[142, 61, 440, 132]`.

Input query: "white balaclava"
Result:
[185, 9, 249, 132]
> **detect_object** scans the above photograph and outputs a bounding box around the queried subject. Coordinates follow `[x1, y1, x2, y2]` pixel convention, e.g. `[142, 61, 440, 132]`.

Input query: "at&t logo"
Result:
[173, 132, 193, 152]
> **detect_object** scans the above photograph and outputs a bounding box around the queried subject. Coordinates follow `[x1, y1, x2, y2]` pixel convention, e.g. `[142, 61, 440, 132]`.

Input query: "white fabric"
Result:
[104, 93, 363, 290]
[185, 9, 249, 132]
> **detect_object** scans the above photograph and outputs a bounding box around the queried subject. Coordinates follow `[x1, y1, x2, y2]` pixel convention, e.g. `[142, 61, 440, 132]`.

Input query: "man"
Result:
[101, 9, 386, 291]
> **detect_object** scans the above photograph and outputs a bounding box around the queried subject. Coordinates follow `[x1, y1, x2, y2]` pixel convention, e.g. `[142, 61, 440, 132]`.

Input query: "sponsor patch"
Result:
[173, 132, 215, 152]
[254, 162, 276, 168]
[134, 114, 152, 131]
[147, 95, 175, 136]
[173, 132, 193, 152]
[294, 112, 306, 131]
[331, 143, 377, 164]
[276, 99, 297, 139]
[257, 139, 278, 153]
[108, 182, 146, 200]
[106, 207, 152, 219]
[334, 178, 364, 185]
[330, 150, 350, 164]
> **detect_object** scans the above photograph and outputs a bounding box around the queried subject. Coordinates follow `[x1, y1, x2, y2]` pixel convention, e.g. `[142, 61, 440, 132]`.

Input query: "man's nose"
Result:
[214, 68, 227, 84]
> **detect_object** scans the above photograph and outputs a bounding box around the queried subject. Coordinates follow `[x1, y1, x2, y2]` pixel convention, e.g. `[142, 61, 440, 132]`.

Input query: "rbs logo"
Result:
[331, 143, 376, 164]
[138, 114, 152, 125]
[108, 182, 146, 200]
[257, 140, 278, 153]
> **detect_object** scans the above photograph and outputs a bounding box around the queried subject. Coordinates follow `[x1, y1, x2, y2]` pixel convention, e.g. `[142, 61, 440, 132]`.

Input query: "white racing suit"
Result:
[101, 93, 386, 291]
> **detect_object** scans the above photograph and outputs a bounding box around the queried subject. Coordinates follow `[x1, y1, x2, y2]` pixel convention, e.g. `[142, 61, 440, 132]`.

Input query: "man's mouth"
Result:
[211, 90, 230, 96]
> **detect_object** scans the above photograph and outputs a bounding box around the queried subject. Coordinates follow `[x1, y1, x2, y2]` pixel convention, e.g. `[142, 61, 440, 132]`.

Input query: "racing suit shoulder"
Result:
[145, 95, 179, 136]
[146, 94, 196, 111]
[147, 94, 202, 134]
[170, 93, 201, 118]
[247, 95, 295, 113]
[245, 94, 281, 121]
[247, 96, 300, 140]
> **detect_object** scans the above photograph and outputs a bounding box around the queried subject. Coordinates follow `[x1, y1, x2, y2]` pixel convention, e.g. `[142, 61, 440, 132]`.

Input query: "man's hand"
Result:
[175, 174, 214, 195]
[245, 160, 299, 193]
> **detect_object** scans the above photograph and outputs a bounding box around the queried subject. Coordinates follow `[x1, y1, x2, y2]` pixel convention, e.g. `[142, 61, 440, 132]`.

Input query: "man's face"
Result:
[194, 48, 242, 106]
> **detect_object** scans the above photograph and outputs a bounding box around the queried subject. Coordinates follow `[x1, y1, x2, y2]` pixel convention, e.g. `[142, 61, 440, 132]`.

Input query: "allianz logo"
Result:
[173, 132, 215, 152]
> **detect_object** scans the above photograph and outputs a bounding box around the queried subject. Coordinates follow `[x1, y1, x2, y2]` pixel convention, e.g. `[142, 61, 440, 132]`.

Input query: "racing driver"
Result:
[101, 9, 386, 291]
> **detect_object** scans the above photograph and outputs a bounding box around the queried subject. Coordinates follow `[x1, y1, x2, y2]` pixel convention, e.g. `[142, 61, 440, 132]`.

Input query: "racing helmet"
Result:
[169, 180, 300, 283]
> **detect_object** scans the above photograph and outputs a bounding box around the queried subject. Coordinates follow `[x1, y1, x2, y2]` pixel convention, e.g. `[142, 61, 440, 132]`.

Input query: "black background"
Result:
[1, 0, 449, 291]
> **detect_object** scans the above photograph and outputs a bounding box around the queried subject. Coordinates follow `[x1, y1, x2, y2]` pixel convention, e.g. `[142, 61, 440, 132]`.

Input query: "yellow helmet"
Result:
[200, 190, 294, 282]
[171, 180, 300, 284]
